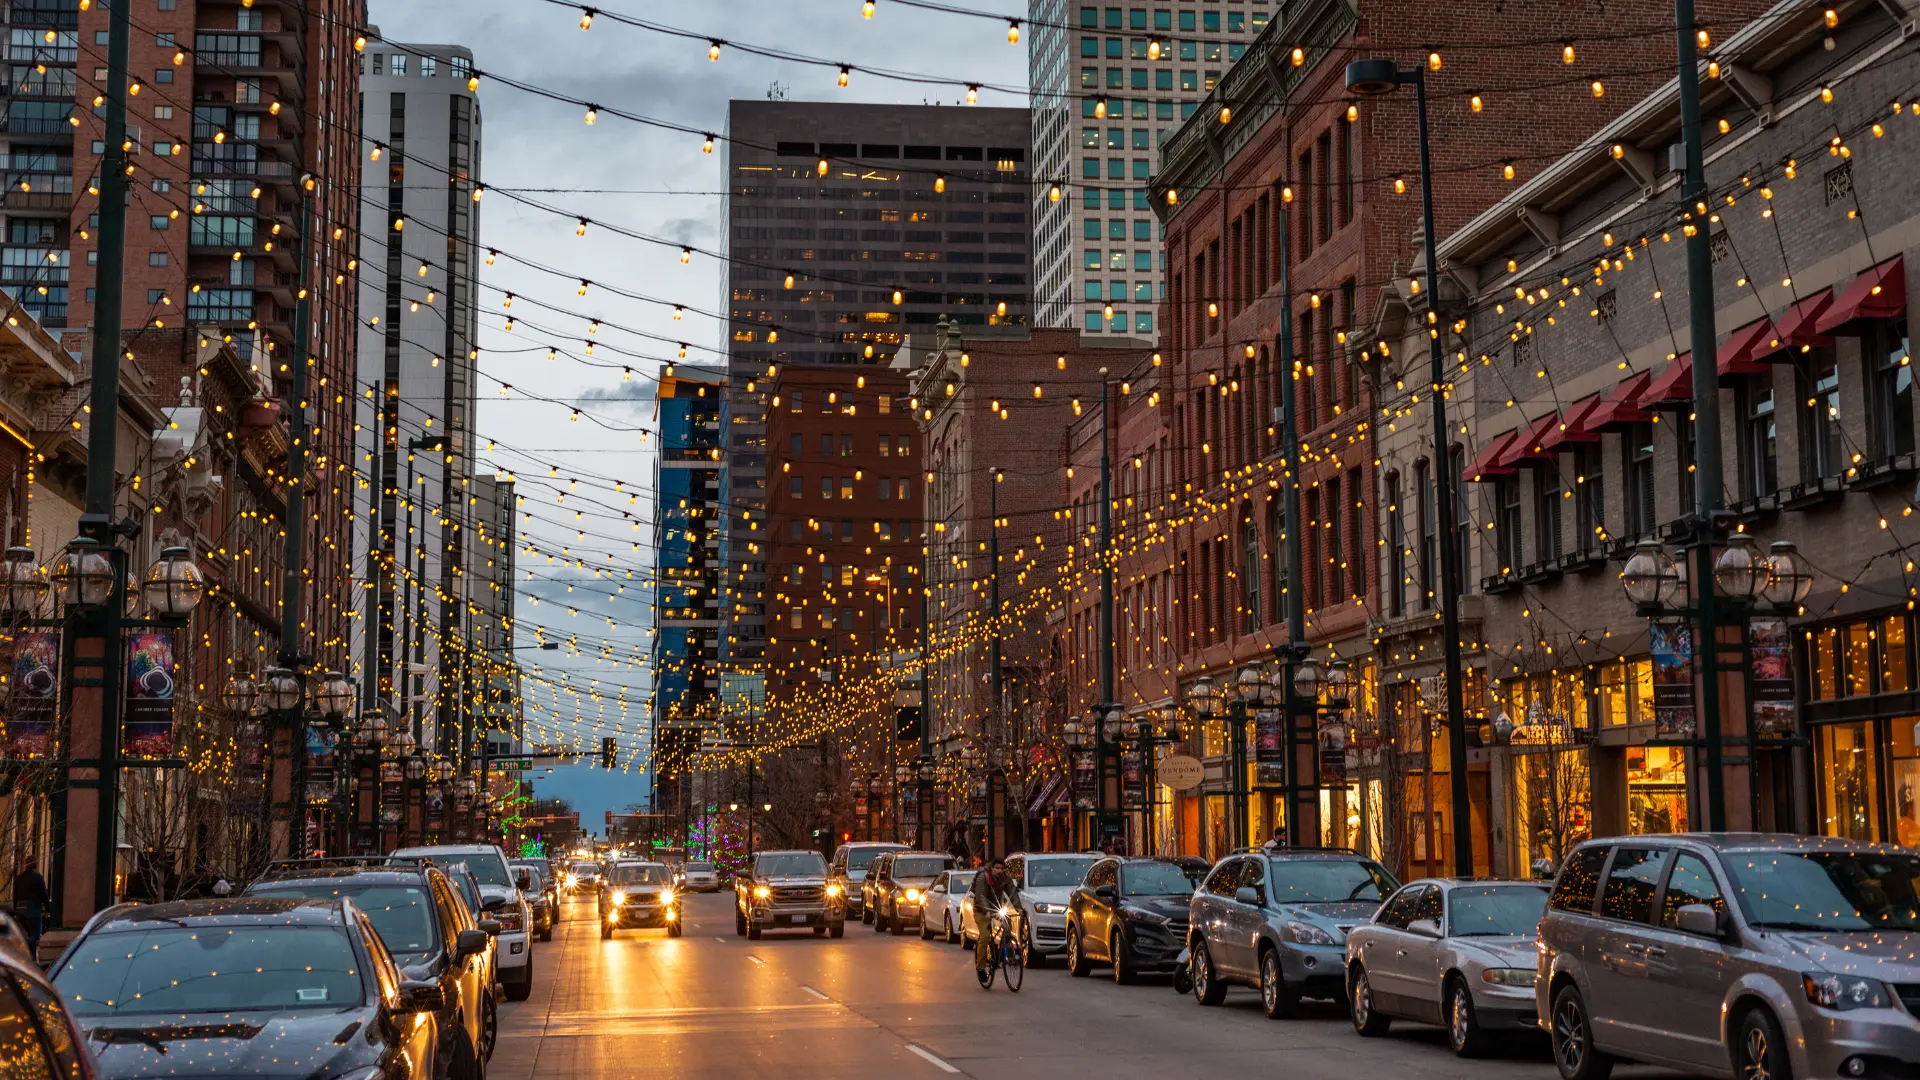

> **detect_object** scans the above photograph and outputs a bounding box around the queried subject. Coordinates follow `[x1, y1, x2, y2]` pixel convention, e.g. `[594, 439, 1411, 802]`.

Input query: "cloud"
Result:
[575, 382, 660, 413]
[659, 217, 714, 246]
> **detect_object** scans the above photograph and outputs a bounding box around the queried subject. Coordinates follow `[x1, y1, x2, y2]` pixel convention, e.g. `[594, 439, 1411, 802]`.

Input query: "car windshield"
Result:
[1122, 862, 1196, 896]
[575, 862, 601, 875]
[845, 848, 896, 873]
[453, 856, 510, 888]
[892, 857, 952, 879]
[758, 853, 827, 877]
[1268, 859, 1398, 903]
[57, 925, 364, 1016]
[1725, 851, 1920, 930]
[1025, 857, 1098, 888]
[246, 884, 439, 956]
[606, 864, 671, 887]
[688, 862, 714, 873]
[1447, 885, 1549, 935]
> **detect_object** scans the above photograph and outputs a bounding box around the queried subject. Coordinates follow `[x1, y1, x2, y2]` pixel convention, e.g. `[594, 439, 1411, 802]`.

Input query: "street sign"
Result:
[1158, 755, 1205, 792]
[495, 757, 534, 772]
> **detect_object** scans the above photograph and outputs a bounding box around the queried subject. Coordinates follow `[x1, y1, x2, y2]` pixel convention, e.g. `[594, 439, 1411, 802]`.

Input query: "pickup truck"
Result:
[734, 849, 845, 939]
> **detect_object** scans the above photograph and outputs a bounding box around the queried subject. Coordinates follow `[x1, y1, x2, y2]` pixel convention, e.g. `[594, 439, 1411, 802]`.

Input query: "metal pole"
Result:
[989, 472, 1001, 748]
[277, 180, 317, 859]
[1277, 192, 1313, 848]
[1099, 382, 1114, 702]
[1410, 69, 1476, 877]
[82, 0, 130, 529]
[1674, 0, 1727, 831]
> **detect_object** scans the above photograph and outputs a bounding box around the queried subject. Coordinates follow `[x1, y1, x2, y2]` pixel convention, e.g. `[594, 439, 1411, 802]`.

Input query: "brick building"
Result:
[1418, 0, 1920, 868]
[1144, 0, 1772, 865]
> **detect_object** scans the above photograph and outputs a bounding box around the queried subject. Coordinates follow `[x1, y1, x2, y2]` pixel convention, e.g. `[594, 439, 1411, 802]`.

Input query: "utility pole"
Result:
[1674, 0, 1727, 830]
[271, 175, 319, 859]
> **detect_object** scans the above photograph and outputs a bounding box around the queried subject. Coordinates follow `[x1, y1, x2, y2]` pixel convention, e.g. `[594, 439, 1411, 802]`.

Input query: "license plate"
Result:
[793, 914, 809, 924]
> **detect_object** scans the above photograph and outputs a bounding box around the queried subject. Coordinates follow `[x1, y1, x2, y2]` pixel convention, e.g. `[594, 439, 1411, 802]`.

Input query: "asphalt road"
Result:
[487, 893, 1693, 1080]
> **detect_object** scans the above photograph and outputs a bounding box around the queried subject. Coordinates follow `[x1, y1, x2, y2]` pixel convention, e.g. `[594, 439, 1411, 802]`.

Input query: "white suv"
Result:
[1007, 853, 1100, 967]
[394, 844, 536, 1001]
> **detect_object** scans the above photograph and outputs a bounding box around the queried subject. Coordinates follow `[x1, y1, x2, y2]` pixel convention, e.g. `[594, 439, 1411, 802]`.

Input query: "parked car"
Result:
[1346, 878, 1550, 1055]
[1187, 848, 1398, 1017]
[246, 857, 499, 1072]
[1169, 855, 1213, 886]
[598, 860, 682, 938]
[512, 863, 555, 942]
[960, 853, 1099, 967]
[1066, 857, 1196, 983]
[683, 861, 721, 892]
[1538, 833, 1920, 1080]
[512, 860, 559, 921]
[869, 852, 957, 934]
[830, 842, 907, 923]
[919, 869, 976, 943]
[736, 850, 845, 938]
[52, 899, 438, 1080]
[570, 861, 603, 894]
[393, 843, 537, 1001]
[0, 910, 98, 1079]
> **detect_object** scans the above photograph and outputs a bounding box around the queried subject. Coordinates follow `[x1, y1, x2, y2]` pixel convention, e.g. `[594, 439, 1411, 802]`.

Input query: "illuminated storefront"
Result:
[1806, 615, 1920, 844]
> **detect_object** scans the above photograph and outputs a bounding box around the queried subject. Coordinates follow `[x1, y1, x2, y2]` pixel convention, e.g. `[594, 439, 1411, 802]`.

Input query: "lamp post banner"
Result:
[122, 631, 175, 758]
[1651, 620, 1697, 739]
[304, 727, 337, 805]
[7, 631, 57, 758]
[1749, 616, 1796, 737]
[1253, 708, 1284, 782]
[1070, 747, 1096, 808]
[1120, 750, 1145, 809]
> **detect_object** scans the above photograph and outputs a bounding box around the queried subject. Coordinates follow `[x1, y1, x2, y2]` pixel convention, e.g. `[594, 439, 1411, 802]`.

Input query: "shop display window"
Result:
[1818, 720, 1881, 842]
[1625, 746, 1688, 834]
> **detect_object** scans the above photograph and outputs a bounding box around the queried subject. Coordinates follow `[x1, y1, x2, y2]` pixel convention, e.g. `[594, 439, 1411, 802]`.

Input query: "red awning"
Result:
[1537, 394, 1605, 454]
[1717, 319, 1776, 376]
[1644, 354, 1694, 407]
[1761, 290, 1833, 359]
[1586, 371, 1654, 431]
[1462, 428, 1521, 483]
[1493, 411, 1565, 468]
[1816, 256, 1906, 333]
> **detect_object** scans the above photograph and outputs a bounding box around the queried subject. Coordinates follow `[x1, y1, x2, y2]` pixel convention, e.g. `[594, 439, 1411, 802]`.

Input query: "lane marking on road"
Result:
[798, 984, 828, 1000]
[906, 1044, 960, 1074]
[713, 936, 729, 943]
[746, 953, 766, 965]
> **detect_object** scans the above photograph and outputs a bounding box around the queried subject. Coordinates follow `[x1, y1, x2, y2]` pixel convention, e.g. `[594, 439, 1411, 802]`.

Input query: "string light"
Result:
[838, 66, 850, 88]
[708, 39, 723, 60]
[1006, 19, 1020, 43]
[579, 7, 595, 30]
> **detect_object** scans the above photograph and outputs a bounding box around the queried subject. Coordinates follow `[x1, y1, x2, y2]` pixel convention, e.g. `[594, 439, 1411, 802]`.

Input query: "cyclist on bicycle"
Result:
[969, 857, 1021, 981]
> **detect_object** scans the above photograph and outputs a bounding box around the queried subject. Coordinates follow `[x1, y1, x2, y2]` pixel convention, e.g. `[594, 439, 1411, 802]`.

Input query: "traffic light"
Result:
[600, 737, 615, 770]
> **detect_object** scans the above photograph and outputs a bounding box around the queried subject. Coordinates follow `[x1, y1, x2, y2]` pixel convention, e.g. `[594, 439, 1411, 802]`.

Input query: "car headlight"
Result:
[1031, 902, 1066, 915]
[659, 888, 675, 906]
[1123, 908, 1169, 927]
[826, 883, 842, 897]
[1805, 973, 1893, 1010]
[904, 888, 921, 903]
[563, 875, 576, 890]
[1481, 967, 1537, 987]
[997, 906, 1015, 919]
[608, 890, 626, 907]
[1284, 920, 1338, 945]
[753, 885, 771, 900]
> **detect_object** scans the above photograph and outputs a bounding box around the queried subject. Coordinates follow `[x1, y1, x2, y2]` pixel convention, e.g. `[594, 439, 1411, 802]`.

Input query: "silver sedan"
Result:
[1345, 878, 1550, 1057]
[918, 869, 976, 944]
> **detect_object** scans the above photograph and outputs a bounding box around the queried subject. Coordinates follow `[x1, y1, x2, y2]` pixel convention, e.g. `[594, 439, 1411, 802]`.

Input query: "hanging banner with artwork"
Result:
[1070, 747, 1096, 809]
[6, 632, 57, 758]
[305, 726, 337, 806]
[1253, 708, 1285, 785]
[122, 632, 176, 758]
[1318, 720, 1349, 783]
[1650, 620, 1696, 739]
[380, 761, 403, 824]
[1120, 750, 1145, 809]
[425, 784, 445, 831]
[1749, 616, 1796, 737]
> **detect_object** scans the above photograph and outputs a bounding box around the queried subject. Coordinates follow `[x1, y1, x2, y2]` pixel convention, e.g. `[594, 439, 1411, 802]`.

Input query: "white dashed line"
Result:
[746, 954, 765, 965]
[798, 984, 828, 1000]
[906, 1044, 959, 1074]
[714, 937, 729, 943]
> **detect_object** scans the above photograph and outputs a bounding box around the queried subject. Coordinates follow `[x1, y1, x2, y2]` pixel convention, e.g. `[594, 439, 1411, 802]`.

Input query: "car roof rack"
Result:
[1228, 845, 1362, 856]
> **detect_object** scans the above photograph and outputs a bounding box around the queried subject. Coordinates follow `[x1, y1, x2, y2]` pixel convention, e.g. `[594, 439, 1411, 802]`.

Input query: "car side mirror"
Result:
[515, 870, 531, 891]
[1093, 885, 1116, 902]
[1407, 918, 1442, 938]
[1233, 886, 1260, 906]
[1674, 903, 1726, 938]
[398, 982, 445, 1014]
[455, 928, 489, 957]
[478, 919, 503, 937]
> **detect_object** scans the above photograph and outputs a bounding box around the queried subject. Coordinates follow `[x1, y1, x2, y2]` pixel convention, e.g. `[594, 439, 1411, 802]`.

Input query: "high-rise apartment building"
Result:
[716, 100, 1032, 724]
[1028, 0, 1271, 337]
[352, 37, 483, 757]
[2, 0, 367, 667]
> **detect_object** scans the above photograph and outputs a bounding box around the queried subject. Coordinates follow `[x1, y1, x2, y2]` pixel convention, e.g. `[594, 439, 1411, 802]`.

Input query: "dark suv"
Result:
[245, 857, 498, 1077]
[1066, 857, 1195, 982]
[1187, 848, 1398, 1017]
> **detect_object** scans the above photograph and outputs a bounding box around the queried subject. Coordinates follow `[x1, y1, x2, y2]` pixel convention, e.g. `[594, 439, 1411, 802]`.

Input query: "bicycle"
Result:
[976, 905, 1024, 992]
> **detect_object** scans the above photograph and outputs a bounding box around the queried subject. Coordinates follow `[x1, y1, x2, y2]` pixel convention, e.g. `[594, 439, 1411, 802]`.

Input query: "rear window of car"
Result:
[893, 857, 952, 878]
[688, 863, 714, 872]
[1548, 847, 1609, 913]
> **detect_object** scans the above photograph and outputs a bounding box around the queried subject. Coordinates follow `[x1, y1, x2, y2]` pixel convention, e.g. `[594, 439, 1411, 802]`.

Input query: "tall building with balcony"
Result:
[351, 36, 483, 761]
[1028, 0, 1267, 337]
[717, 98, 1033, 729]
[0, 0, 78, 327]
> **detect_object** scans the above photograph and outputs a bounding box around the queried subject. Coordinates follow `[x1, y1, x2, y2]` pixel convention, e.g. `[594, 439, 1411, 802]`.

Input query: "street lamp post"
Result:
[1346, 58, 1473, 875]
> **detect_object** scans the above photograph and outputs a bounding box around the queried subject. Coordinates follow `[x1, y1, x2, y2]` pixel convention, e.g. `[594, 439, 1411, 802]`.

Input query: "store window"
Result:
[1625, 746, 1688, 834]
[1818, 720, 1880, 841]
[1597, 658, 1652, 726]
[1890, 717, 1920, 846]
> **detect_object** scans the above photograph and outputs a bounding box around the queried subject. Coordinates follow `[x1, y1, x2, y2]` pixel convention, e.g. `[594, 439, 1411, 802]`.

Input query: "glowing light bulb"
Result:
[936, 175, 946, 193]
[702, 134, 714, 154]
[1291, 47, 1304, 65]
[1696, 28, 1710, 48]
[1094, 97, 1107, 118]
[1166, 189, 1177, 206]
[863, 0, 874, 15]
[1219, 106, 1231, 124]
[784, 272, 795, 289]
[1502, 162, 1515, 180]
[1007, 19, 1019, 42]
[580, 7, 594, 30]
[1393, 176, 1406, 194]
[681, 247, 693, 263]
[1427, 51, 1442, 70]
[1591, 80, 1604, 98]
[838, 66, 850, 88]
[583, 105, 597, 124]
[369, 144, 381, 160]
[817, 157, 829, 176]
[1148, 40, 1160, 60]
[576, 218, 588, 236]
[1048, 182, 1061, 202]
[892, 289, 903, 305]
[1563, 41, 1575, 64]
[708, 40, 722, 61]
[1346, 103, 1358, 122]
[1470, 93, 1483, 113]
[965, 84, 978, 105]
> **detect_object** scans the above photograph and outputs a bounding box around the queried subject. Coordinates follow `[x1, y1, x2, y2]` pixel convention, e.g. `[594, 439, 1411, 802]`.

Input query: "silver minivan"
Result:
[1537, 833, 1920, 1080]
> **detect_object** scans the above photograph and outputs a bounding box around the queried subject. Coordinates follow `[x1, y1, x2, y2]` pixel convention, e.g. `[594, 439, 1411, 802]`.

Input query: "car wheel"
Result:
[478, 995, 497, 1062]
[920, 916, 934, 940]
[829, 921, 845, 939]
[1550, 983, 1615, 1080]
[504, 957, 532, 1002]
[1258, 948, 1297, 1019]
[813, 926, 826, 936]
[861, 903, 874, 925]
[746, 917, 762, 941]
[1111, 933, 1134, 985]
[453, 1027, 484, 1080]
[539, 924, 552, 943]
[735, 908, 746, 936]
[1024, 924, 1045, 970]
[1349, 963, 1391, 1036]
[1736, 1007, 1792, 1080]
[1191, 939, 1226, 1006]
[944, 914, 958, 945]
[600, 920, 613, 940]
[873, 908, 888, 933]
[1066, 925, 1091, 977]
[1448, 977, 1489, 1057]
[668, 920, 684, 938]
